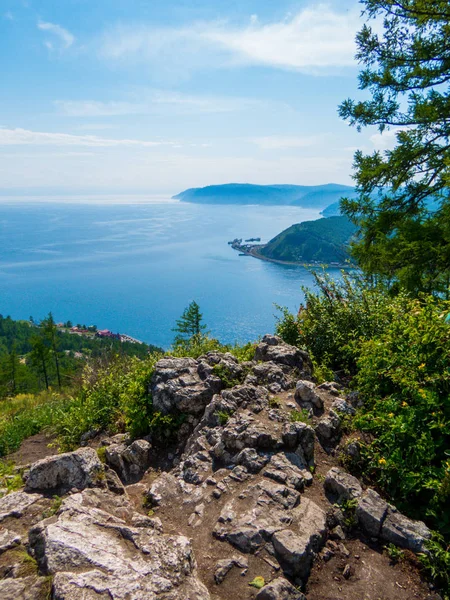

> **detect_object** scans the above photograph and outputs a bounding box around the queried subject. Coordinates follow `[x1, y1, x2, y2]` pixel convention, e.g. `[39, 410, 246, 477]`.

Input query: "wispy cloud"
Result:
[0, 127, 174, 148]
[4, 11, 14, 21]
[99, 5, 359, 74]
[37, 20, 75, 50]
[250, 135, 324, 150]
[55, 91, 271, 117]
[370, 127, 405, 151]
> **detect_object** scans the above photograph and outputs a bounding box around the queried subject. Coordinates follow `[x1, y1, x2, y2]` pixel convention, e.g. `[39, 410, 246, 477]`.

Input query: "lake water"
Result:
[0, 199, 341, 348]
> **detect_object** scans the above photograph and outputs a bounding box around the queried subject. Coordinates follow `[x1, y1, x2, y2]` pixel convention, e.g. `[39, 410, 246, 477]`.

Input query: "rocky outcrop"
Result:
[324, 468, 431, 553]
[151, 357, 222, 415]
[0, 335, 436, 600]
[254, 335, 313, 377]
[28, 488, 210, 600]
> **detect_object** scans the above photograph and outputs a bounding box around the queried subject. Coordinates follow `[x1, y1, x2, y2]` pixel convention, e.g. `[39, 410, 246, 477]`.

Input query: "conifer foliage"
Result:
[339, 0, 450, 294]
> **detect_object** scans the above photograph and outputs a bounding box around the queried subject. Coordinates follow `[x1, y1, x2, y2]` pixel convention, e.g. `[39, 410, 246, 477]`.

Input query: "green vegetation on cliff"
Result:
[258, 216, 356, 264]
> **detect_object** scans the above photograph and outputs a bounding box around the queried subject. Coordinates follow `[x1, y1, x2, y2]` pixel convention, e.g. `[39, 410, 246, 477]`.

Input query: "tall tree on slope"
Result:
[339, 0, 450, 294]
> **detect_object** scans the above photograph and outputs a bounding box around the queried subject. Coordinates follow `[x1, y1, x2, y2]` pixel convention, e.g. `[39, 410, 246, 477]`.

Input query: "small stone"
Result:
[343, 564, 352, 579]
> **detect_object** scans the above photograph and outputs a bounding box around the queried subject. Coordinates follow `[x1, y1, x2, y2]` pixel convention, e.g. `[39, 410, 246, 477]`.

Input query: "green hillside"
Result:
[258, 216, 357, 264]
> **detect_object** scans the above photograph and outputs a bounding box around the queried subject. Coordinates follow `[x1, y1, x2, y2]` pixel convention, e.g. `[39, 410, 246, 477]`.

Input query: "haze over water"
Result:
[0, 199, 338, 348]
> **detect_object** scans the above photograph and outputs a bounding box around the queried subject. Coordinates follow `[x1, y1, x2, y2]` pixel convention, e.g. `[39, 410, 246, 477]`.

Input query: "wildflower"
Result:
[418, 363, 426, 369]
[388, 412, 394, 418]
[378, 458, 387, 466]
[402, 401, 408, 407]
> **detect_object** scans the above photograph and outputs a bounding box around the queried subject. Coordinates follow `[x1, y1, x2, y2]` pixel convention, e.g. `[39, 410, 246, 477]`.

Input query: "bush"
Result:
[353, 295, 450, 536]
[56, 354, 161, 450]
[276, 271, 410, 373]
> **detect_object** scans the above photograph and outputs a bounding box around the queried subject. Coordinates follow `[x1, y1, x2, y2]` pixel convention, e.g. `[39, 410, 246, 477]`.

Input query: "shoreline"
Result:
[231, 242, 353, 270]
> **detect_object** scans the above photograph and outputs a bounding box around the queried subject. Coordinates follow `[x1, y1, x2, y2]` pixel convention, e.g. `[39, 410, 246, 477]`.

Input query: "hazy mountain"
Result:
[173, 183, 356, 208]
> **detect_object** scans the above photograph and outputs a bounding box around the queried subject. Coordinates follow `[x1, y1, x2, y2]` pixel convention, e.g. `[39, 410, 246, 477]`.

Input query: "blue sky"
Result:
[0, 0, 394, 196]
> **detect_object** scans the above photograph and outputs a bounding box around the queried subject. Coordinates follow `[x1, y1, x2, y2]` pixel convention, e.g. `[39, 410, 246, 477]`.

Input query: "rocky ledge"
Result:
[0, 335, 439, 600]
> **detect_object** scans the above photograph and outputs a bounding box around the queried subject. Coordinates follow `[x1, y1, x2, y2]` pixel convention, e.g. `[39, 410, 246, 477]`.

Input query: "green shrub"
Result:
[276, 271, 409, 373]
[290, 408, 311, 425]
[353, 295, 450, 536]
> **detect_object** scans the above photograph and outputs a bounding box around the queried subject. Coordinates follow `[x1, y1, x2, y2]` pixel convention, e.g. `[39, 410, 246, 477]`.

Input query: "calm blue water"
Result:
[0, 200, 340, 348]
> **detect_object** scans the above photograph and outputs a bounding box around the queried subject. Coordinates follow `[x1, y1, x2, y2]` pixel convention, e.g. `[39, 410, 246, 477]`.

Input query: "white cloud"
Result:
[370, 127, 405, 151]
[251, 135, 324, 150]
[55, 91, 270, 117]
[99, 5, 359, 74]
[37, 20, 75, 49]
[4, 11, 14, 21]
[0, 127, 174, 148]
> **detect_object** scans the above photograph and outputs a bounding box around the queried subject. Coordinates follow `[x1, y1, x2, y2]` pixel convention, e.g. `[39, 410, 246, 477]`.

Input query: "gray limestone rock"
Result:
[0, 491, 42, 522]
[256, 577, 307, 600]
[324, 467, 362, 502]
[151, 357, 222, 415]
[272, 498, 327, 579]
[294, 380, 323, 412]
[29, 488, 210, 600]
[381, 506, 431, 553]
[254, 336, 313, 376]
[105, 439, 151, 484]
[245, 361, 294, 392]
[24, 447, 103, 494]
[356, 488, 388, 537]
[0, 528, 21, 553]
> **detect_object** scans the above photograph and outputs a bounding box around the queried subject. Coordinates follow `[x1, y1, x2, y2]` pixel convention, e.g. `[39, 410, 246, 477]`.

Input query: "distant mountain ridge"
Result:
[174, 183, 357, 208]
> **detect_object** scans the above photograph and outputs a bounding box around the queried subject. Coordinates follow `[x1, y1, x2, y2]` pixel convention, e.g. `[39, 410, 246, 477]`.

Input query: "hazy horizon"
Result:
[0, 0, 398, 198]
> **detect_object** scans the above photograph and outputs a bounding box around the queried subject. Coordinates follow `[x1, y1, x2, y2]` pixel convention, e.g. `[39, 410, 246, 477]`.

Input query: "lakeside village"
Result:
[55, 322, 143, 345]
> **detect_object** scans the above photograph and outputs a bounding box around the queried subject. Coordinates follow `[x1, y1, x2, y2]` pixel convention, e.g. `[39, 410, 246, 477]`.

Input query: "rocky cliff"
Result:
[0, 336, 439, 600]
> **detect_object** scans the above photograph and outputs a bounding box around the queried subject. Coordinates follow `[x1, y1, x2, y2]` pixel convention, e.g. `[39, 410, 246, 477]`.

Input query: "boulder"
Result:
[105, 439, 151, 484]
[214, 556, 248, 584]
[147, 472, 183, 507]
[0, 491, 42, 522]
[254, 335, 312, 376]
[294, 381, 323, 412]
[272, 498, 326, 579]
[25, 448, 103, 494]
[324, 467, 362, 502]
[356, 488, 388, 537]
[263, 452, 312, 490]
[381, 506, 431, 553]
[315, 411, 341, 448]
[29, 489, 210, 600]
[256, 577, 307, 600]
[151, 357, 222, 415]
[282, 422, 315, 467]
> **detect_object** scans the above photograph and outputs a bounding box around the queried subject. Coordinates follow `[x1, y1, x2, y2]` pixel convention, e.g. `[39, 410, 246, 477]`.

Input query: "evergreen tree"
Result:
[173, 301, 207, 341]
[339, 0, 450, 294]
[43, 313, 62, 389]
